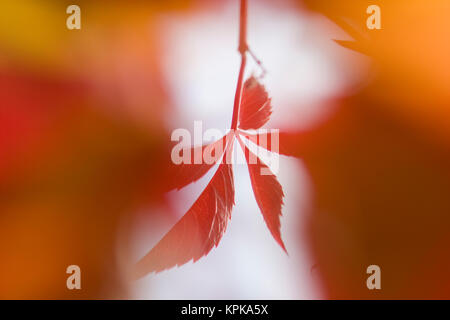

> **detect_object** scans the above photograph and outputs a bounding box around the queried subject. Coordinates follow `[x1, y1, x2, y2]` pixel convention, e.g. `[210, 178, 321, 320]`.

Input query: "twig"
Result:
[230, 0, 248, 131]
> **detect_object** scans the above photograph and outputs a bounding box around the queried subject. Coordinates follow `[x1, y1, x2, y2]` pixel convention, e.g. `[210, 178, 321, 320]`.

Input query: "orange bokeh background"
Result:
[1, 0, 450, 299]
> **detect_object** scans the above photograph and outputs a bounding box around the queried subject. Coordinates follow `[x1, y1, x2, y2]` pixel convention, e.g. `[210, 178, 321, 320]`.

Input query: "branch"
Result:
[230, 0, 248, 131]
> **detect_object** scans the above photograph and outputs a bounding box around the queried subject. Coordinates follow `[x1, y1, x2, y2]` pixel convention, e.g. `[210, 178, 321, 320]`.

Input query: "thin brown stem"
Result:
[230, 55, 246, 130]
[248, 47, 267, 78]
[230, 0, 248, 131]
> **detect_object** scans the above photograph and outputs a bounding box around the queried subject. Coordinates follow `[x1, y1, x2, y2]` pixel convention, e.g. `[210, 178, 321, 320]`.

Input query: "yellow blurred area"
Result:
[0, 0, 197, 72]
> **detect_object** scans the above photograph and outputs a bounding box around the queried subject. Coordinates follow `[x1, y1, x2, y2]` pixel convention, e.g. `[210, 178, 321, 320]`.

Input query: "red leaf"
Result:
[166, 133, 231, 191]
[241, 104, 358, 159]
[134, 144, 235, 277]
[239, 131, 297, 157]
[238, 77, 272, 130]
[237, 135, 287, 252]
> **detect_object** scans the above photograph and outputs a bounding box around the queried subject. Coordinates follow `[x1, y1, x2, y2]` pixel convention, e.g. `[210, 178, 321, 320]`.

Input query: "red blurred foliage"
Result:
[0, 71, 171, 297]
[285, 0, 450, 298]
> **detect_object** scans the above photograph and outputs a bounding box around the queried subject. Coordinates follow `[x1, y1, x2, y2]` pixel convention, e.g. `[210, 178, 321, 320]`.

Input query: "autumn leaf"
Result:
[133, 0, 289, 278]
[165, 133, 232, 191]
[134, 74, 289, 278]
[134, 141, 235, 276]
[237, 135, 286, 252]
[238, 76, 272, 130]
[237, 131, 306, 158]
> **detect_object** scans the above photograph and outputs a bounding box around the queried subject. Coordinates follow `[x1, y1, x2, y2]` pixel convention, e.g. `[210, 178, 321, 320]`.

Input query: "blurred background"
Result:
[1, 0, 450, 299]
